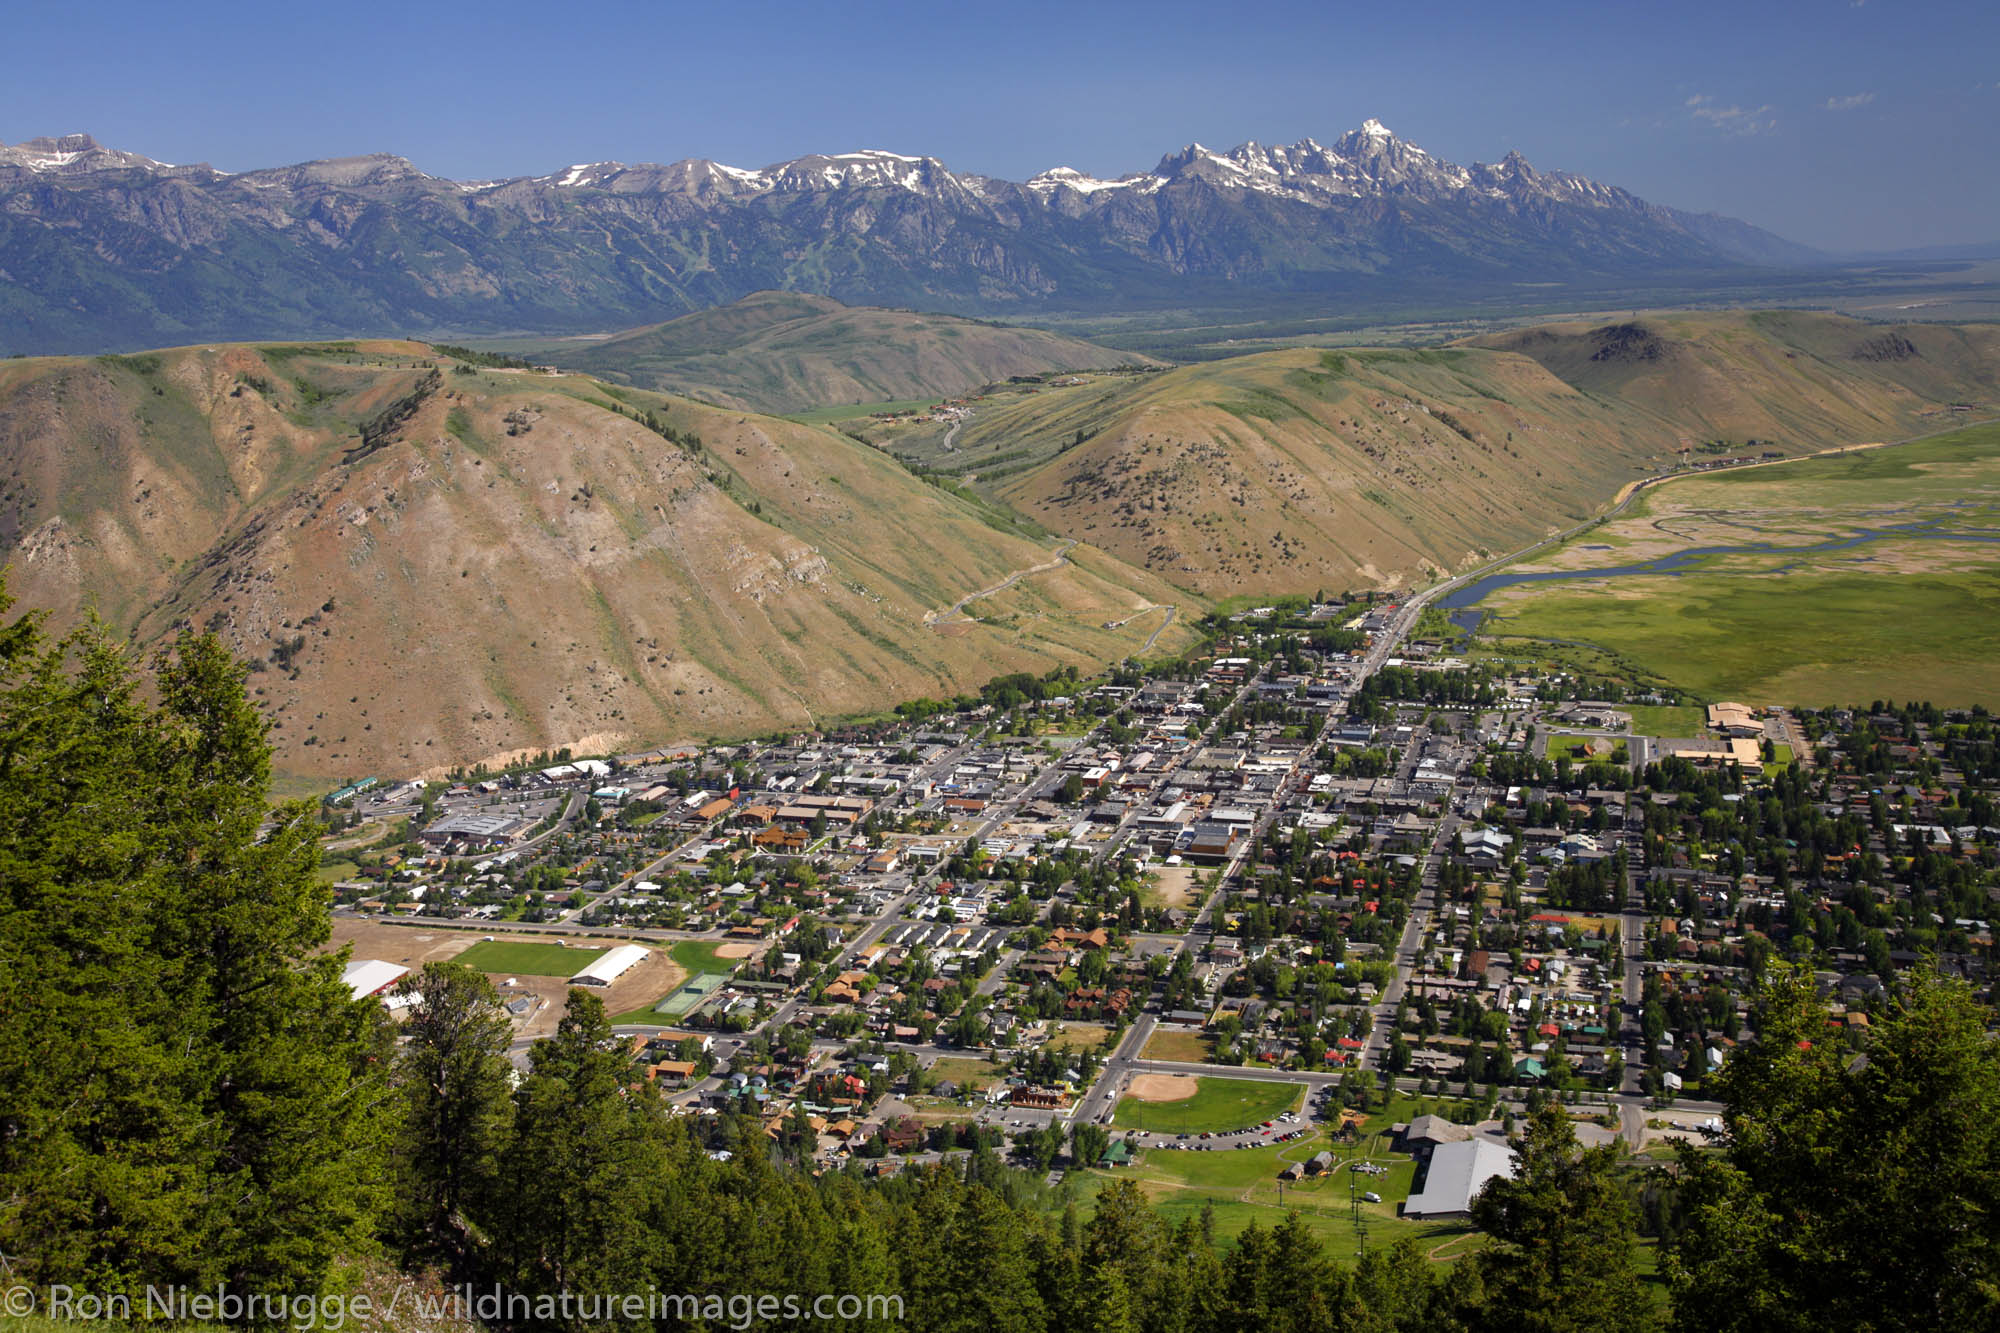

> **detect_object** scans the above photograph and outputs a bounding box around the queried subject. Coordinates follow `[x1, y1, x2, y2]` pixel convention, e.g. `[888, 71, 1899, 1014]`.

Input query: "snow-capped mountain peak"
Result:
[0, 133, 196, 177]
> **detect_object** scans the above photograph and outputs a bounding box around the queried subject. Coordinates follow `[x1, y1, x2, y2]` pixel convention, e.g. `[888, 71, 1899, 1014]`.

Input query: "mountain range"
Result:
[0, 125, 1818, 353]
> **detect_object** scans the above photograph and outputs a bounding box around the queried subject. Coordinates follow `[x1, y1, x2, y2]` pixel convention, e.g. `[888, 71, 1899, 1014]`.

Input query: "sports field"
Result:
[453, 940, 606, 976]
[669, 939, 742, 975]
[1112, 1076, 1302, 1133]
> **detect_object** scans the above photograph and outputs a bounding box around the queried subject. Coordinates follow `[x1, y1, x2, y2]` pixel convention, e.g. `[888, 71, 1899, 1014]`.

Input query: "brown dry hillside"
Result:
[0, 343, 1194, 779]
[988, 312, 2000, 598]
[995, 346, 1665, 596]
[1471, 310, 2000, 442]
[549, 291, 1153, 415]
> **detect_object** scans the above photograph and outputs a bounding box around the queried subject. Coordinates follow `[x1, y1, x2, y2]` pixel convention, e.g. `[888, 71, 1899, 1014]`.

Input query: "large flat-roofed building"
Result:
[1402, 1138, 1517, 1218]
[419, 812, 530, 846]
[569, 944, 650, 987]
[1659, 736, 1762, 770]
[1707, 702, 1762, 737]
[773, 793, 874, 827]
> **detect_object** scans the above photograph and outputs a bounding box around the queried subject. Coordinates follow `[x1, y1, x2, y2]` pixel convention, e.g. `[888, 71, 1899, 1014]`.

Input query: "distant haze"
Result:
[4, 0, 1995, 254]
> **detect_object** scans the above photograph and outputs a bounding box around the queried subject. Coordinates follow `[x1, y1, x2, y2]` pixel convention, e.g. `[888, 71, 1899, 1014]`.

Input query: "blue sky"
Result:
[6, 0, 1996, 251]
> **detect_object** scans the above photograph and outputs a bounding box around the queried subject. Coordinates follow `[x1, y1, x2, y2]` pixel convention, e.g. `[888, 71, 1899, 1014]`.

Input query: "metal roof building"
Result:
[1401, 1138, 1517, 1218]
[418, 812, 529, 845]
[569, 944, 650, 987]
[341, 959, 410, 1000]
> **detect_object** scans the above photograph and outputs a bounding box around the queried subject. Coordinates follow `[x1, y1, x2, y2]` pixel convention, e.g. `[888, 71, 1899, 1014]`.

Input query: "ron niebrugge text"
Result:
[6, 1283, 905, 1329]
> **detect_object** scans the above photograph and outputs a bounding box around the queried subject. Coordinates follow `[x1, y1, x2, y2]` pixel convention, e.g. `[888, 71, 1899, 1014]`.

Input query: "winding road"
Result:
[924, 538, 1079, 626]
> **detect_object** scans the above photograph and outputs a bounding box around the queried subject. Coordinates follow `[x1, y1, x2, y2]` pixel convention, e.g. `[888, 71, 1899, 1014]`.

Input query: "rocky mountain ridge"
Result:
[0, 125, 1816, 353]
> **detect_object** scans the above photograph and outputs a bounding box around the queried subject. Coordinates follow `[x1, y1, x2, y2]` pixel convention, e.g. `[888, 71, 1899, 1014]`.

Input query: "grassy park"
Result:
[1112, 1077, 1302, 1134]
[453, 940, 606, 976]
[1077, 1112, 1469, 1254]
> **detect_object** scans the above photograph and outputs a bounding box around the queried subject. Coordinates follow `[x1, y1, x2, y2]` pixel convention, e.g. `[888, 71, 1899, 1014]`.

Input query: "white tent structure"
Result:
[342, 959, 411, 1001]
[569, 944, 650, 987]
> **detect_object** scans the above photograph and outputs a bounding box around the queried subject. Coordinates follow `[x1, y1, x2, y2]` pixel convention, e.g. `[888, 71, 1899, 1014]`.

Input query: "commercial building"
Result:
[1401, 1138, 1517, 1218]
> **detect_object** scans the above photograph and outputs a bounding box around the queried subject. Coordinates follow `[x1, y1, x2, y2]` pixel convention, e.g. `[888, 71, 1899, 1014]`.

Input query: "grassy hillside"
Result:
[933, 312, 2000, 598]
[540, 291, 1154, 415]
[0, 343, 1196, 779]
[980, 346, 1672, 596]
[1471, 310, 2000, 445]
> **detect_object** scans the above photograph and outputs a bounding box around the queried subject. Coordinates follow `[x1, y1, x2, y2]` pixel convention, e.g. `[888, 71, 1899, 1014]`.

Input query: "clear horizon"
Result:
[3, 0, 1996, 253]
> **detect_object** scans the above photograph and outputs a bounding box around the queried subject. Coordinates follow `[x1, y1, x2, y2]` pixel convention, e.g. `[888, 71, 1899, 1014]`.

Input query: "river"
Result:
[1443, 522, 2000, 634]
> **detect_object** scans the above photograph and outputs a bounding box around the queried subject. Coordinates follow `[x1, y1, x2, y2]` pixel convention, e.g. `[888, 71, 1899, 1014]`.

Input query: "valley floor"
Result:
[1468, 420, 2000, 708]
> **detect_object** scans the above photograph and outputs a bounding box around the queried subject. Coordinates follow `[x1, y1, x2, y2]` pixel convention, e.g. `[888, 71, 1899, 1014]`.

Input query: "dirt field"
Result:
[1147, 866, 1200, 911]
[328, 921, 686, 1039]
[1142, 1027, 1213, 1063]
[1128, 1073, 1199, 1103]
[714, 941, 760, 959]
[1045, 1021, 1112, 1052]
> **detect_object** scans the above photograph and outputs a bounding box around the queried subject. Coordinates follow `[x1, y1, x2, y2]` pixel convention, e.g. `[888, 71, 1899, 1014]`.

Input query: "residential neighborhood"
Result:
[322, 592, 2000, 1225]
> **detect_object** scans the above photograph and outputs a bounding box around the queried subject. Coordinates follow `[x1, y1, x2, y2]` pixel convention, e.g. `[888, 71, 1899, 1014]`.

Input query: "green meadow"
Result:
[1479, 420, 2000, 708]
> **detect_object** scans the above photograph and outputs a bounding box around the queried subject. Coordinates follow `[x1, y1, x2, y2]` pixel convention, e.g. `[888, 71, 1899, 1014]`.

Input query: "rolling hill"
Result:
[1468, 310, 2000, 442]
[0, 343, 1194, 778]
[542, 291, 1153, 415]
[926, 313, 2000, 598]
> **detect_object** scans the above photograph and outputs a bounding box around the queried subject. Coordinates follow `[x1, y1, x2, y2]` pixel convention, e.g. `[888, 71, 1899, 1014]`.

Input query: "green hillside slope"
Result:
[938, 312, 2000, 598]
[543, 291, 1152, 414]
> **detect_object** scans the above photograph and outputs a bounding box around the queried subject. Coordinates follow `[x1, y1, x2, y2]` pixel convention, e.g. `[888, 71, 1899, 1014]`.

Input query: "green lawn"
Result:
[1076, 1123, 1472, 1257]
[1544, 735, 1625, 763]
[1763, 742, 1796, 780]
[314, 858, 360, 885]
[453, 940, 607, 977]
[1112, 1077, 1303, 1133]
[1622, 704, 1705, 738]
[670, 938, 739, 975]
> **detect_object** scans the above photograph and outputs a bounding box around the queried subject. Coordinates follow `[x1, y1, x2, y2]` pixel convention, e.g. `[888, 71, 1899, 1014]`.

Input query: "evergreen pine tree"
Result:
[1470, 1102, 1653, 1332]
